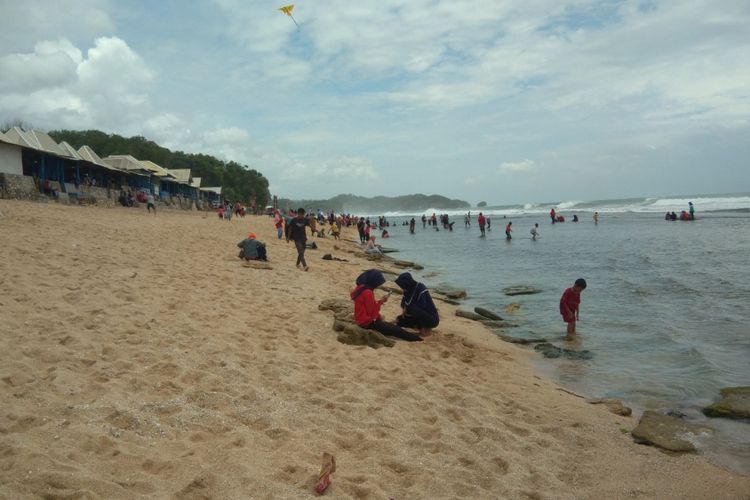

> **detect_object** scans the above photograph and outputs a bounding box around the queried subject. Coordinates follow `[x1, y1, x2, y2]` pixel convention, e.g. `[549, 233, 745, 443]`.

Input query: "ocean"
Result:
[369, 193, 750, 474]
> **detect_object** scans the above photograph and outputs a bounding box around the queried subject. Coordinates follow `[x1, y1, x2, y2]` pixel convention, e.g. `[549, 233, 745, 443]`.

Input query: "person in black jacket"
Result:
[394, 272, 439, 336]
[286, 207, 310, 270]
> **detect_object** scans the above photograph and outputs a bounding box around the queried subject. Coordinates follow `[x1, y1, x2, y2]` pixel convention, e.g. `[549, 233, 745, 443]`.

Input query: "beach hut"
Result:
[0, 131, 23, 176]
[140, 160, 177, 197]
[103, 155, 152, 192]
[76, 145, 122, 189]
[200, 186, 222, 207]
[2, 127, 80, 199]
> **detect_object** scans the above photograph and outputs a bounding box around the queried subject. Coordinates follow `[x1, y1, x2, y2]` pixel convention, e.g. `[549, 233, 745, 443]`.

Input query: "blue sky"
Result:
[1, 0, 748, 204]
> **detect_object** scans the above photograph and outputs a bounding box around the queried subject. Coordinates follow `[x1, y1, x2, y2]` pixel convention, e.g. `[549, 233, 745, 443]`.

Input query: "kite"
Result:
[278, 4, 299, 27]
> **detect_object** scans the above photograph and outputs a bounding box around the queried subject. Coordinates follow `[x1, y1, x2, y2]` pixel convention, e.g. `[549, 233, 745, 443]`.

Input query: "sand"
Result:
[0, 199, 748, 499]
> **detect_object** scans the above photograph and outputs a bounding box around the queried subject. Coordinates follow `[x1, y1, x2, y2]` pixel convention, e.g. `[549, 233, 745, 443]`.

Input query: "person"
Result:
[274, 210, 284, 239]
[237, 233, 267, 261]
[330, 220, 340, 240]
[127, 191, 134, 207]
[664, 212, 671, 221]
[421, 214, 427, 229]
[365, 235, 383, 256]
[308, 213, 318, 236]
[505, 221, 512, 240]
[688, 201, 695, 220]
[593, 211, 599, 225]
[351, 269, 422, 342]
[464, 214, 470, 227]
[146, 192, 156, 213]
[550, 208, 557, 224]
[394, 272, 439, 336]
[286, 207, 310, 270]
[477, 212, 486, 237]
[572, 214, 579, 223]
[560, 278, 587, 337]
[530, 223, 540, 240]
[409, 218, 416, 234]
[486, 217, 491, 232]
[381, 229, 389, 238]
[670, 211, 677, 221]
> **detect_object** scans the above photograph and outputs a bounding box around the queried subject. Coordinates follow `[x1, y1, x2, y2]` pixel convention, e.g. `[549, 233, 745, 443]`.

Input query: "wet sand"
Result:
[0, 200, 748, 499]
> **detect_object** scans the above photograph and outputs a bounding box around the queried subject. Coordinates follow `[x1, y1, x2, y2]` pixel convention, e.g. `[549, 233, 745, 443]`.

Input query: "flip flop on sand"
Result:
[315, 453, 336, 494]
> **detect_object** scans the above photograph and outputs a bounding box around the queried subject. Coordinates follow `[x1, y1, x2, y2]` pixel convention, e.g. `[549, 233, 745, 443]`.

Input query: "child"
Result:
[560, 278, 587, 336]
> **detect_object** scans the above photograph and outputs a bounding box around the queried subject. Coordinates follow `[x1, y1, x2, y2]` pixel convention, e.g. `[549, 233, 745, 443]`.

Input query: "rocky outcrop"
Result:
[503, 286, 542, 296]
[455, 310, 485, 321]
[702, 386, 750, 419]
[533, 342, 593, 360]
[393, 260, 424, 270]
[498, 335, 546, 345]
[434, 287, 467, 299]
[631, 411, 710, 452]
[586, 398, 632, 416]
[474, 307, 503, 321]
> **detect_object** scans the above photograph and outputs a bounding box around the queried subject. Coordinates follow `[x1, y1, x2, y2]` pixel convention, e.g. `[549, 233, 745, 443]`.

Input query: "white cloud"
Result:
[0, 37, 152, 130]
[498, 159, 535, 173]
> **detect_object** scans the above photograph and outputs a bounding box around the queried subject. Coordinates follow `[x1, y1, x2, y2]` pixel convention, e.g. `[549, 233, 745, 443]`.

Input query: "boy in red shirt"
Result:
[559, 278, 587, 337]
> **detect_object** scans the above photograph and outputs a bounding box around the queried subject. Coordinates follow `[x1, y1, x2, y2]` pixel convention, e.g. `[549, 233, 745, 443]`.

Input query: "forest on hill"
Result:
[280, 193, 470, 213]
[48, 129, 270, 206]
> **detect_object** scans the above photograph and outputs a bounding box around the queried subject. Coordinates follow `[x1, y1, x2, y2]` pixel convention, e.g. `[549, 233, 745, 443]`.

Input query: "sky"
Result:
[1, 0, 749, 205]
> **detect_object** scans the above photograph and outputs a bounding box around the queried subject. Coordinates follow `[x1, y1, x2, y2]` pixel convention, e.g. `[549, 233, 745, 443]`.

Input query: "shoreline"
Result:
[1, 199, 748, 498]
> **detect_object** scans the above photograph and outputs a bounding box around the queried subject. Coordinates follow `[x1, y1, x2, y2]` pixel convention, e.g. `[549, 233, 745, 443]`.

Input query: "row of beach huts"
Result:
[0, 127, 223, 209]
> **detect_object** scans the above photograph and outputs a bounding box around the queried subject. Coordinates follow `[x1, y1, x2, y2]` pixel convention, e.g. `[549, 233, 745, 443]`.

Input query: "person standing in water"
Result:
[530, 223, 540, 240]
[505, 221, 512, 240]
[477, 212, 486, 237]
[688, 202, 695, 220]
[593, 212, 600, 225]
[550, 208, 557, 224]
[560, 278, 587, 337]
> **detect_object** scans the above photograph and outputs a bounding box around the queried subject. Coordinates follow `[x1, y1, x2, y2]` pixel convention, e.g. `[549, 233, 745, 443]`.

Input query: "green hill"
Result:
[280, 193, 470, 213]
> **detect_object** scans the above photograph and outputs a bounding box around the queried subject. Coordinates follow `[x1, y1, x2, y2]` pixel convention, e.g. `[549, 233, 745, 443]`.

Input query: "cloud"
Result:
[0, 37, 153, 130]
[498, 159, 535, 173]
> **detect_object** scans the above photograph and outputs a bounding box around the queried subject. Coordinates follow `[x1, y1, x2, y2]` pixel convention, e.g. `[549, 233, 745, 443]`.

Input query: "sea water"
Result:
[369, 196, 750, 474]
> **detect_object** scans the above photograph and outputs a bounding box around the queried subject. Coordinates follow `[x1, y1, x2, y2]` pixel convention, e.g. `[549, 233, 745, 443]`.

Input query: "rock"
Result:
[702, 386, 750, 419]
[503, 286, 542, 296]
[474, 307, 503, 321]
[392, 260, 424, 270]
[631, 411, 710, 452]
[337, 324, 395, 349]
[498, 335, 547, 345]
[422, 272, 439, 278]
[379, 247, 399, 253]
[318, 298, 352, 314]
[455, 310, 485, 321]
[586, 398, 632, 416]
[322, 254, 348, 262]
[481, 321, 519, 329]
[505, 302, 521, 314]
[533, 342, 593, 360]
[433, 296, 461, 305]
[434, 286, 467, 299]
[242, 261, 273, 270]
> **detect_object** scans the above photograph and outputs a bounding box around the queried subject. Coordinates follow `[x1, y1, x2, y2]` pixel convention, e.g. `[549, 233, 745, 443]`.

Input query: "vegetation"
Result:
[47, 129, 270, 206]
[280, 193, 470, 213]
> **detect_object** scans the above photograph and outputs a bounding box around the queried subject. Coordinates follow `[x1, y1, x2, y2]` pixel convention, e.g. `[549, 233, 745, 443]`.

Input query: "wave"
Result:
[375, 193, 750, 218]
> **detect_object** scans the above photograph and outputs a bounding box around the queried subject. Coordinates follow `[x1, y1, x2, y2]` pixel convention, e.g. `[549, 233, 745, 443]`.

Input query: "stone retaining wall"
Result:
[0, 174, 41, 201]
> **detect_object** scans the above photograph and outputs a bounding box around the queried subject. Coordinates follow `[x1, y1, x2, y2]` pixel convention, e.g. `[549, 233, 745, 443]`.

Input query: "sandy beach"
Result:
[0, 200, 748, 499]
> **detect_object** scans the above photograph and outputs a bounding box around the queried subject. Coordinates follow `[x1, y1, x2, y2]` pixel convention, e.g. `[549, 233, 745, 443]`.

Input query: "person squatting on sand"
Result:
[560, 278, 587, 337]
[351, 270, 423, 342]
[237, 233, 267, 261]
[364, 235, 384, 256]
[286, 207, 310, 271]
[394, 272, 439, 336]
